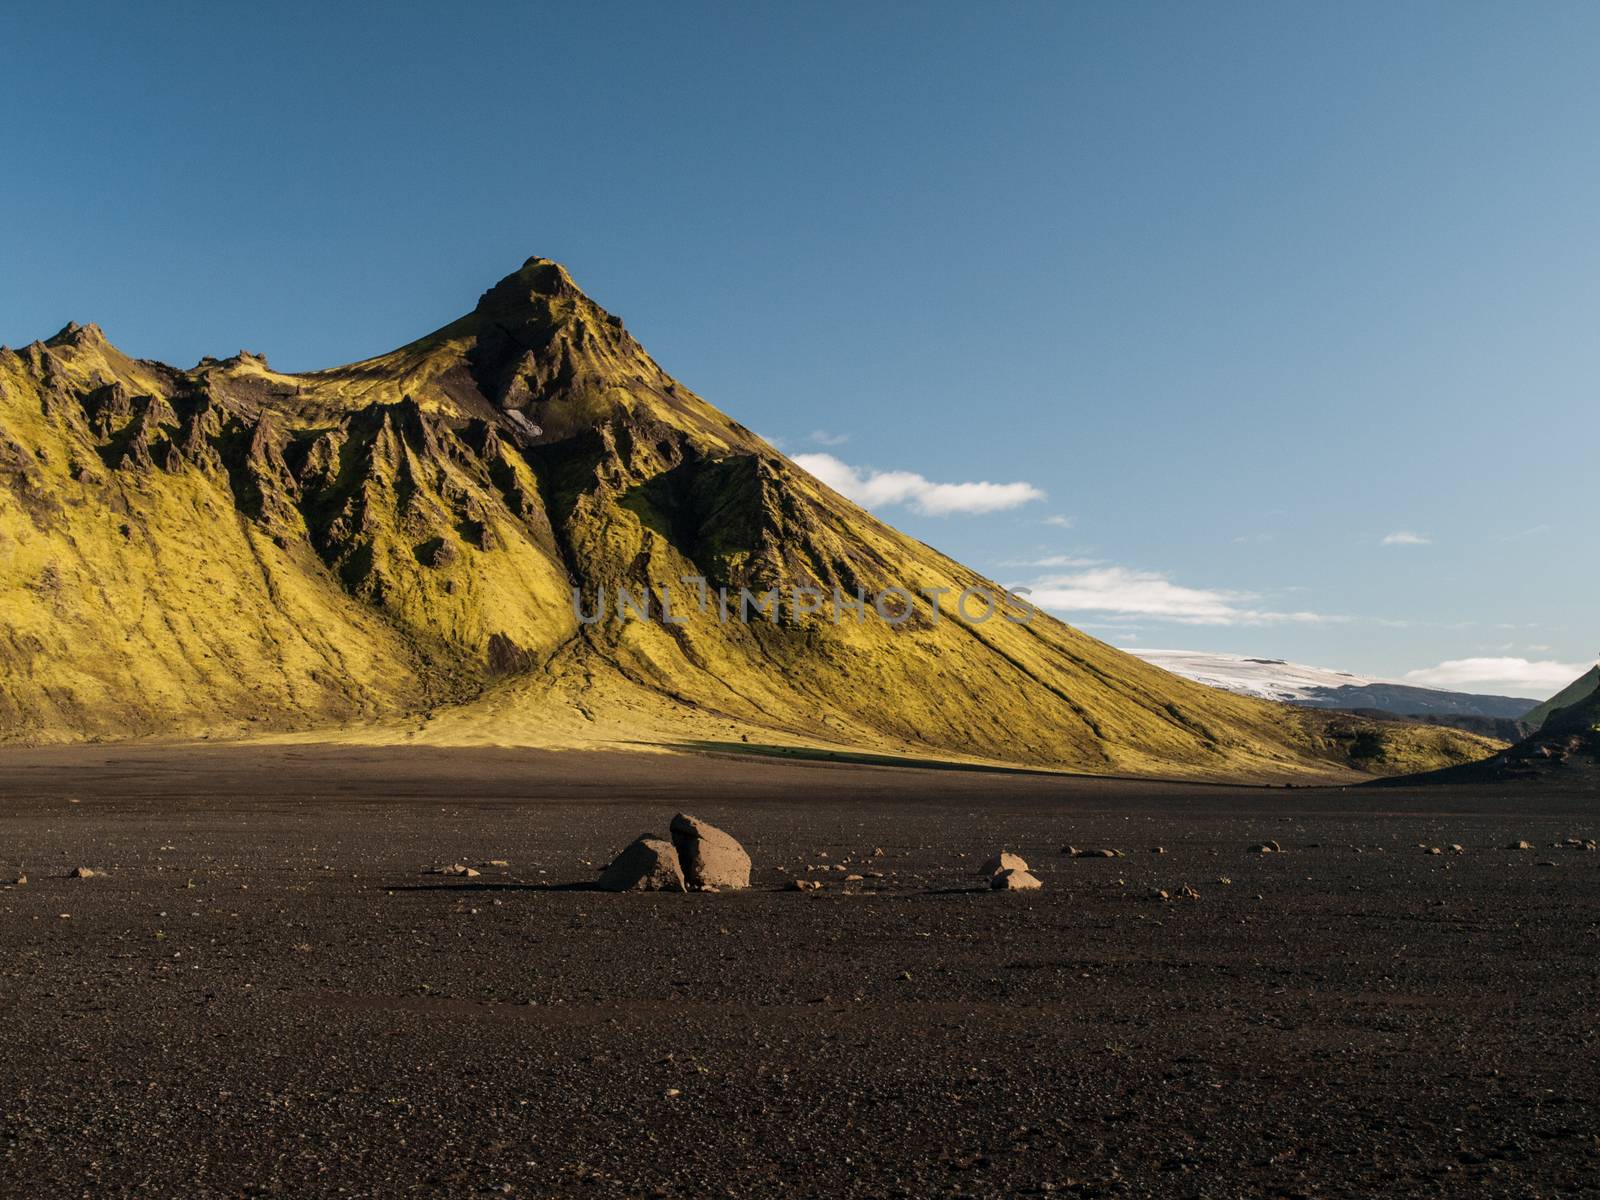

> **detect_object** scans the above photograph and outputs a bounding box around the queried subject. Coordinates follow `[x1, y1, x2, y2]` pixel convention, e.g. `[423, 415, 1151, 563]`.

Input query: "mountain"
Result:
[1132, 649, 1537, 723]
[1522, 665, 1599, 730]
[0, 258, 1498, 780]
[1377, 672, 1600, 786]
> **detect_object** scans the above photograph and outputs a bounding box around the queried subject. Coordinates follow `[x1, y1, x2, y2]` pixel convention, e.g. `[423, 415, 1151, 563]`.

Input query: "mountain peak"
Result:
[45, 321, 107, 349]
[474, 256, 586, 316]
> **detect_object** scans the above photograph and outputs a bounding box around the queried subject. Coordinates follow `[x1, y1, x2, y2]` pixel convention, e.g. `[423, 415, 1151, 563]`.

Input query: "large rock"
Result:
[597, 836, 686, 892]
[670, 813, 751, 890]
[990, 868, 1042, 891]
[979, 851, 1028, 876]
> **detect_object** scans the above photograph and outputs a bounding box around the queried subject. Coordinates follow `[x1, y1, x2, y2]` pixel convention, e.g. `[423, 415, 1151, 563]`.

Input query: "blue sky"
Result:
[3, 2, 1595, 697]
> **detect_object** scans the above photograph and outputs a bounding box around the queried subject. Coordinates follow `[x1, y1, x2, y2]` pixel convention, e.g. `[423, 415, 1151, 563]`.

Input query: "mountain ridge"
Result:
[1131, 649, 1538, 721]
[0, 258, 1498, 780]
[1522, 665, 1599, 730]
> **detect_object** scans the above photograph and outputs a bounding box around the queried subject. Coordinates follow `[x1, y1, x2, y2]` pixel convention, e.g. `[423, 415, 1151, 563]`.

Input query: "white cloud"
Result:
[1403, 657, 1590, 697]
[806, 429, 851, 447]
[1022, 565, 1334, 626]
[1381, 531, 1431, 546]
[999, 554, 1104, 568]
[793, 452, 1045, 516]
[1042, 514, 1074, 528]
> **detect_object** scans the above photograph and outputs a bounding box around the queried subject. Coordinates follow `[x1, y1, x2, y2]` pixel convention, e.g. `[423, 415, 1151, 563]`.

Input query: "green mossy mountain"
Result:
[0, 259, 1499, 779]
[1378, 672, 1600, 786]
[1522, 665, 1599, 731]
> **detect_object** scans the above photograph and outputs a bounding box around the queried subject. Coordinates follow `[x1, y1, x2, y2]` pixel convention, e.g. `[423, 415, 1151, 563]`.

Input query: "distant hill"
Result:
[0, 258, 1498, 780]
[1132, 650, 1538, 722]
[1376, 671, 1600, 786]
[1523, 666, 1599, 730]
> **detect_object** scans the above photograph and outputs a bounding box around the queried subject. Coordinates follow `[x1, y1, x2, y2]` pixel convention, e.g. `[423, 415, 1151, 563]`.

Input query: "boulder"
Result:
[990, 868, 1042, 891]
[979, 851, 1028, 876]
[669, 813, 751, 890]
[597, 836, 687, 892]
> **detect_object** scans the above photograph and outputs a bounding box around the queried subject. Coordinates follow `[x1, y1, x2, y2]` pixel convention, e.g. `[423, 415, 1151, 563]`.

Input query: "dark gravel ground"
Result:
[1, 744, 1597, 1199]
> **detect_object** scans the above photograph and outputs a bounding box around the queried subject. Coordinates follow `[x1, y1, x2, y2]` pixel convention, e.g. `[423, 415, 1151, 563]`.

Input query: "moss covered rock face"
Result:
[0, 258, 1500, 780]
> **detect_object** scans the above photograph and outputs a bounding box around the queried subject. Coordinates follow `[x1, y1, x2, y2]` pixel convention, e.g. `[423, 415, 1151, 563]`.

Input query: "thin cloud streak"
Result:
[1404, 656, 1589, 697]
[1022, 565, 1338, 627]
[793, 452, 1045, 516]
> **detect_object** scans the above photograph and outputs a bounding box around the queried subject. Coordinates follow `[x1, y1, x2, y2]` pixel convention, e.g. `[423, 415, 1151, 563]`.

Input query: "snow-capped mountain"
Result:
[1132, 649, 1538, 720]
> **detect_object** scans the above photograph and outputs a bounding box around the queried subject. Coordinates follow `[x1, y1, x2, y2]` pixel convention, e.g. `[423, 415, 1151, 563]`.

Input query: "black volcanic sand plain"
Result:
[1, 745, 1597, 1198]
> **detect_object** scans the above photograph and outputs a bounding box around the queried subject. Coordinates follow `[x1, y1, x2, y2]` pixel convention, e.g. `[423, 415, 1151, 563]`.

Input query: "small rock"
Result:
[1073, 848, 1122, 859]
[1424, 846, 1442, 856]
[597, 836, 687, 892]
[1149, 888, 1170, 902]
[1507, 840, 1535, 851]
[1151, 846, 1166, 855]
[843, 873, 864, 882]
[1248, 844, 1276, 855]
[990, 868, 1042, 891]
[11, 874, 25, 887]
[1177, 884, 1200, 901]
[69, 866, 99, 879]
[979, 852, 1028, 875]
[1449, 844, 1465, 855]
[433, 863, 479, 877]
[786, 878, 823, 891]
